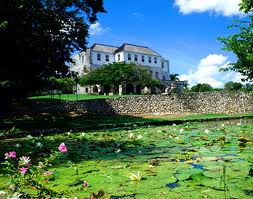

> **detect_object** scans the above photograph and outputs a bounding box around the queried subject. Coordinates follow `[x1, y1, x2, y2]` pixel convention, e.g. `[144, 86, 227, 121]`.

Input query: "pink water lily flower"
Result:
[58, 143, 68, 153]
[5, 151, 16, 159]
[19, 167, 28, 174]
[83, 181, 88, 187]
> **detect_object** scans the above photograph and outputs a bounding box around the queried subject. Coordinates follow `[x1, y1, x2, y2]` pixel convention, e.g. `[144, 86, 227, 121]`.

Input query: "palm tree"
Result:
[170, 73, 180, 81]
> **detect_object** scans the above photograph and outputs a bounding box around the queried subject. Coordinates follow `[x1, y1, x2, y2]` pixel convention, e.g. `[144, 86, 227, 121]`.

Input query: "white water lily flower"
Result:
[204, 129, 209, 134]
[67, 131, 71, 135]
[81, 132, 86, 136]
[27, 135, 33, 139]
[221, 124, 225, 127]
[129, 133, 135, 139]
[173, 123, 176, 126]
[15, 143, 21, 148]
[137, 135, 143, 140]
[115, 149, 121, 153]
[129, 171, 142, 181]
[19, 156, 31, 166]
[237, 123, 241, 126]
[179, 128, 184, 134]
[157, 130, 162, 133]
[36, 142, 43, 148]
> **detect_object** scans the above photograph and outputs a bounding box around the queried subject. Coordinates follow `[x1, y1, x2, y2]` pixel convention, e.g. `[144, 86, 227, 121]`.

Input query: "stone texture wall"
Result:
[26, 91, 253, 115]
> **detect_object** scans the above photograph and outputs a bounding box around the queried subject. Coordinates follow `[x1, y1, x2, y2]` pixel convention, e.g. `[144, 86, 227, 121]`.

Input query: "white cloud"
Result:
[179, 54, 244, 87]
[89, 22, 109, 36]
[174, 0, 243, 16]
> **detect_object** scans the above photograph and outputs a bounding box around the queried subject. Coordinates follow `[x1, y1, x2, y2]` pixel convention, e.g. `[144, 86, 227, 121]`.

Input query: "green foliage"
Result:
[80, 62, 160, 89]
[191, 83, 213, 92]
[48, 77, 76, 94]
[224, 81, 243, 91]
[240, 0, 253, 13]
[0, 0, 105, 102]
[242, 83, 253, 92]
[169, 73, 180, 81]
[218, 14, 253, 81]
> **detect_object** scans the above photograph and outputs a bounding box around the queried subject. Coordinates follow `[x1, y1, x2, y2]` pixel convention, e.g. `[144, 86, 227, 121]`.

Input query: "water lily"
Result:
[83, 181, 88, 187]
[19, 167, 28, 174]
[27, 135, 33, 139]
[137, 135, 143, 140]
[237, 123, 241, 126]
[179, 128, 184, 134]
[5, 151, 16, 159]
[36, 142, 43, 148]
[115, 149, 121, 153]
[129, 171, 142, 181]
[58, 143, 68, 153]
[15, 143, 21, 148]
[19, 156, 31, 166]
[157, 130, 162, 133]
[129, 133, 135, 139]
[173, 123, 176, 126]
[43, 171, 54, 176]
[81, 132, 86, 136]
[67, 131, 71, 135]
[204, 129, 209, 134]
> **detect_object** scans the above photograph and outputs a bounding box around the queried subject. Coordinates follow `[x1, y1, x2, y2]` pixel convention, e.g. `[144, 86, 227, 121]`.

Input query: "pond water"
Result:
[1, 118, 253, 198]
[44, 119, 253, 198]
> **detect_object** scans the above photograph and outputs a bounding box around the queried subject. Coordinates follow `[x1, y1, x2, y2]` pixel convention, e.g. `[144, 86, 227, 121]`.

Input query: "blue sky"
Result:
[87, 0, 247, 87]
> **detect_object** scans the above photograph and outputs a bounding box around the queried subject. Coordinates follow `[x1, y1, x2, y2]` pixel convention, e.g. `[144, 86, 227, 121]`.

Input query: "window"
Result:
[118, 54, 120, 61]
[148, 56, 152, 63]
[134, 54, 138, 61]
[141, 55, 145, 62]
[155, 72, 159, 79]
[150, 70, 153, 77]
[163, 75, 166, 80]
[82, 55, 84, 63]
[161, 61, 164, 68]
[106, 54, 109, 62]
[128, 53, 131, 61]
[97, 53, 101, 61]
[154, 57, 157, 64]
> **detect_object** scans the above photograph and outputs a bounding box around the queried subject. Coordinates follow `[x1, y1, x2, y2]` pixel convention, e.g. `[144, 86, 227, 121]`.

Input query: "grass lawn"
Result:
[0, 119, 253, 198]
[28, 94, 142, 101]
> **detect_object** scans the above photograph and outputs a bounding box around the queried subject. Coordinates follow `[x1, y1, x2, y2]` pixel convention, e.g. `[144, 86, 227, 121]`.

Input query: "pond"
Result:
[1, 118, 253, 198]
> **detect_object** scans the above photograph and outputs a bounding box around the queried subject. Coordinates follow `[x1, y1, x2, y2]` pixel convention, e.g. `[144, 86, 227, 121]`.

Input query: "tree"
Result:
[0, 0, 105, 102]
[191, 83, 213, 92]
[79, 62, 160, 91]
[169, 73, 180, 81]
[224, 81, 243, 91]
[240, 0, 253, 13]
[218, 1, 253, 81]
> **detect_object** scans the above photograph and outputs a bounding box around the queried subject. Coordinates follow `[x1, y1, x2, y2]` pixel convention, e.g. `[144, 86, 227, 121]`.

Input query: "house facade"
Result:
[71, 43, 171, 94]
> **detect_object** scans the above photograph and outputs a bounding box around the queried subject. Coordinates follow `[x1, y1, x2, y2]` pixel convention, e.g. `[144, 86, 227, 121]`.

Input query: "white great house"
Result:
[71, 43, 172, 94]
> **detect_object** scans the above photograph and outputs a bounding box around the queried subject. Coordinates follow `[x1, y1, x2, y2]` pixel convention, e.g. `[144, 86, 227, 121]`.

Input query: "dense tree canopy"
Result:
[224, 81, 243, 91]
[79, 62, 160, 89]
[191, 83, 213, 92]
[218, 0, 253, 81]
[169, 73, 180, 81]
[240, 0, 253, 13]
[0, 0, 105, 101]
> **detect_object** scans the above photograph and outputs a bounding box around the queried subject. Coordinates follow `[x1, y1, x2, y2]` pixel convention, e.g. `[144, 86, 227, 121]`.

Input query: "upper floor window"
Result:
[118, 54, 120, 61]
[128, 53, 131, 61]
[161, 61, 164, 68]
[155, 72, 159, 79]
[82, 55, 84, 63]
[141, 55, 145, 62]
[148, 56, 152, 63]
[154, 57, 157, 64]
[134, 54, 138, 61]
[97, 53, 101, 61]
[163, 75, 166, 80]
[106, 54, 109, 62]
[150, 70, 153, 76]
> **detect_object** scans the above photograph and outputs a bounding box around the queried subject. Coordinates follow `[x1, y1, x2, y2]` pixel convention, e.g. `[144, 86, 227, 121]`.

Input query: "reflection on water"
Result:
[202, 117, 253, 127]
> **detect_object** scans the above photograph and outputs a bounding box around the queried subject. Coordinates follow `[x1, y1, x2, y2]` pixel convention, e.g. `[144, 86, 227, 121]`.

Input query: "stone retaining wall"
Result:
[25, 91, 253, 115]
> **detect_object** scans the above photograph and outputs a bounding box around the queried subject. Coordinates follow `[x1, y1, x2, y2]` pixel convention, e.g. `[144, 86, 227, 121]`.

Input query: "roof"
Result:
[91, 43, 118, 54]
[115, 43, 160, 56]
